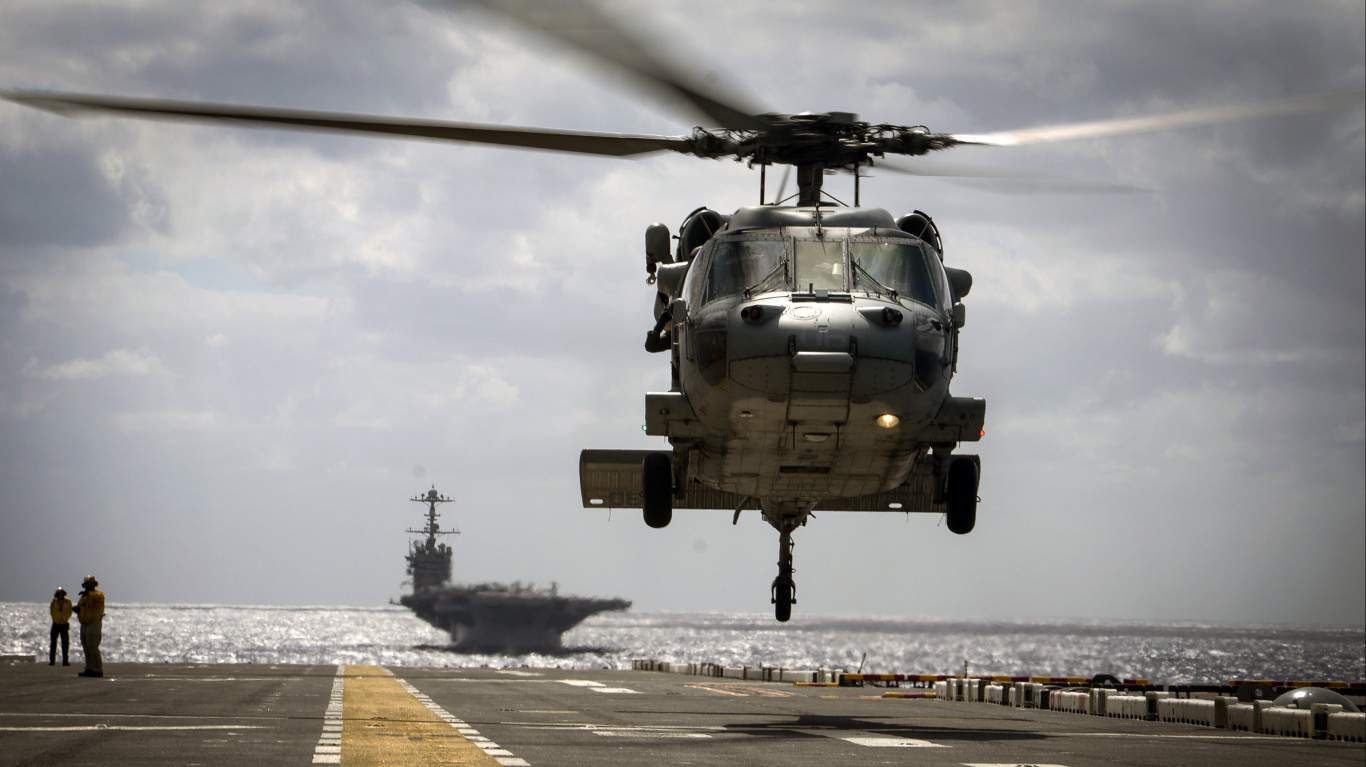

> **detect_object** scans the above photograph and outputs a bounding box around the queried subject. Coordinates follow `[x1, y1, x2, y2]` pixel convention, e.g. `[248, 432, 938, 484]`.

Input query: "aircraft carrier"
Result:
[397, 488, 630, 653]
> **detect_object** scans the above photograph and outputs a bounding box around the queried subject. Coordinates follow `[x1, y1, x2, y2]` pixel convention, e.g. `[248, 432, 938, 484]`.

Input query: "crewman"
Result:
[73, 575, 105, 678]
[48, 587, 72, 666]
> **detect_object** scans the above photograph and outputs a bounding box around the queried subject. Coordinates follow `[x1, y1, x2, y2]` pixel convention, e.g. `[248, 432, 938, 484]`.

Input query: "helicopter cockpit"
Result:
[688, 231, 951, 312]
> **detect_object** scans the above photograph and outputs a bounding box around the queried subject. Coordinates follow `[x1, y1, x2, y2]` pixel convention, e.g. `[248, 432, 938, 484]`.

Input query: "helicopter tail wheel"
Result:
[945, 457, 979, 535]
[642, 452, 673, 528]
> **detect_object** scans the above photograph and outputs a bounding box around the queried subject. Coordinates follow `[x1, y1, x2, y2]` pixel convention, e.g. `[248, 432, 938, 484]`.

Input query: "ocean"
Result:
[2, 602, 1361, 683]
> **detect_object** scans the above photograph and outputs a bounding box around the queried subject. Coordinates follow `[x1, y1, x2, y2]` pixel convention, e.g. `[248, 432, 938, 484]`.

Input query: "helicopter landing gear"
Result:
[945, 457, 979, 535]
[770, 523, 797, 622]
[642, 452, 673, 528]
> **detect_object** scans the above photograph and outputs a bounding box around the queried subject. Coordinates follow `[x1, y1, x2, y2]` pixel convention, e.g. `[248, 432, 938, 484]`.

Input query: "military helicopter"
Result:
[3, 3, 1359, 622]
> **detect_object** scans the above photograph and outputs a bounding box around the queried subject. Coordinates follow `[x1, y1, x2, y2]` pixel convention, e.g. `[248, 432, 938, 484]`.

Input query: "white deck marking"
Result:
[311, 665, 345, 765]
[589, 687, 639, 694]
[0, 725, 268, 732]
[0, 711, 276, 722]
[557, 679, 604, 687]
[429, 678, 555, 684]
[840, 736, 947, 748]
[1057, 732, 1320, 740]
[500, 722, 726, 732]
[394, 674, 534, 766]
[591, 730, 712, 739]
[505, 721, 723, 740]
[495, 670, 543, 677]
[963, 764, 1070, 766]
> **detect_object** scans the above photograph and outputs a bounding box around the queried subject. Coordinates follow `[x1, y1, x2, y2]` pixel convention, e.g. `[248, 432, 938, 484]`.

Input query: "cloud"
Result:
[0, 0, 1360, 624]
[27, 346, 165, 381]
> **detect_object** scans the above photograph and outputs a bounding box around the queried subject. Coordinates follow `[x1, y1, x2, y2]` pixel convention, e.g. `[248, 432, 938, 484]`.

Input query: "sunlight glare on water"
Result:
[1, 603, 1361, 682]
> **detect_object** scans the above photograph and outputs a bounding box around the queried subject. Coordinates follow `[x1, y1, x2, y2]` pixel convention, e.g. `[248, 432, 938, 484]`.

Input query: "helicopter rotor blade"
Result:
[464, 0, 770, 131]
[0, 90, 695, 157]
[949, 90, 1364, 147]
[875, 157, 1151, 194]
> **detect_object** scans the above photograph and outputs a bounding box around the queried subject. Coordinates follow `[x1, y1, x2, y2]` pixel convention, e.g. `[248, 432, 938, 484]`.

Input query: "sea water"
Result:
[2, 602, 1361, 683]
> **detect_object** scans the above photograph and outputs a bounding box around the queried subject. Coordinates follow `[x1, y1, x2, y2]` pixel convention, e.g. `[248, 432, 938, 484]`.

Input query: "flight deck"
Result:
[1, 662, 1361, 766]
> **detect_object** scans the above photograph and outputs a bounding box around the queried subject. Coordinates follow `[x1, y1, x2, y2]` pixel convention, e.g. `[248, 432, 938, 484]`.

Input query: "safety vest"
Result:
[50, 597, 73, 624]
[75, 590, 105, 623]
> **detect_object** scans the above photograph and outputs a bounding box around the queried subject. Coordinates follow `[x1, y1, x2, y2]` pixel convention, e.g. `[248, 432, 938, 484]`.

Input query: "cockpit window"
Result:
[703, 239, 786, 303]
[850, 241, 938, 307]
[794, 239, 846, 292]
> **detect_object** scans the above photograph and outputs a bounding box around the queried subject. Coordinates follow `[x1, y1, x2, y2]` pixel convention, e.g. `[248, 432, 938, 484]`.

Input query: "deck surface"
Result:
[0, 663, 1361, 766]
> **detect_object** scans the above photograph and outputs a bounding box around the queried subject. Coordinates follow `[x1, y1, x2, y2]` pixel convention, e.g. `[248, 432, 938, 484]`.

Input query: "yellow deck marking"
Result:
[685, 682, 794, 698]
[342, 665, 499, 766]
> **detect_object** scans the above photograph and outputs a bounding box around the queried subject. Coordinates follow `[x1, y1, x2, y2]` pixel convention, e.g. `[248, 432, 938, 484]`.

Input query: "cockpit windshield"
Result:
[704, 239, 786, 303]
[698, 235, 943, 308]
[850, 241, 938, 307]
[794, 240, 846, 292]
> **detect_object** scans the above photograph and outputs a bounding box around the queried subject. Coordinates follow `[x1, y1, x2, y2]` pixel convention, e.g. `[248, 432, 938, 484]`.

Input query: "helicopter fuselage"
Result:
[641, 205, 983, 530]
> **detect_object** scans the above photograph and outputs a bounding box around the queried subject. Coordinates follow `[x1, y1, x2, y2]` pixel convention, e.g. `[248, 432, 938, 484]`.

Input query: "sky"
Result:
[0, 0, 1362, 626]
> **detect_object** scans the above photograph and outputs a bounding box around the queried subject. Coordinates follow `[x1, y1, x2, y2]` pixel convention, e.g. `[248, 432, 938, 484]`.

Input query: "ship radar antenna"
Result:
[407, 485, 459, 545]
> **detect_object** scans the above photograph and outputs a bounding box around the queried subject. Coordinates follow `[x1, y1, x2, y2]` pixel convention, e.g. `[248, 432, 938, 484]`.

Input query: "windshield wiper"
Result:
[851, 259, 898, 299]
[743, 260, 787, 298]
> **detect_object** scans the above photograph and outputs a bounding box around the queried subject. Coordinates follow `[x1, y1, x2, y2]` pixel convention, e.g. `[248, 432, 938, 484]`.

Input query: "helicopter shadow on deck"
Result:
[412, 642, 623, 658]
[607, 710, 1048, 744]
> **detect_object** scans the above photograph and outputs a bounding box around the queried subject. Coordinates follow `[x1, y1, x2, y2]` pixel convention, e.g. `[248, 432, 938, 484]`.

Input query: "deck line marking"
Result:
[589, 687, 640, 694]
[838, 736, 947, 748]
[425, 679, 556, 684]
[557, 679, 605, 687]
[502, 722, 727, 732]
[0, 712, 282, 721]
[393, 673, 532, 767]
[495, 670, 543, 677]
[591, 731, 712, 739]
[1056, 732, 1333, 740]
[0, 725, 269, 732]
[685, 683, 750, 697]
[310, 665, 345, 765]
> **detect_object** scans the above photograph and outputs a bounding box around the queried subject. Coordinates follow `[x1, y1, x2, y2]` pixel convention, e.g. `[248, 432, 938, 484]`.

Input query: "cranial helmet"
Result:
[81, 575, 97, 588]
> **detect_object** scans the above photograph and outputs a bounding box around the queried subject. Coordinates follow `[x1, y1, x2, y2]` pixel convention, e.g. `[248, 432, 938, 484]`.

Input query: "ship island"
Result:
[399, 487, 631, 653]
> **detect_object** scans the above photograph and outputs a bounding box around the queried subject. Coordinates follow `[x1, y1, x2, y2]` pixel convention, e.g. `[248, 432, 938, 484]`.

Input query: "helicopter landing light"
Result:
[876, 414, 901, 429]
[803, 433, 831, 443]
[738, 410, 755, 419]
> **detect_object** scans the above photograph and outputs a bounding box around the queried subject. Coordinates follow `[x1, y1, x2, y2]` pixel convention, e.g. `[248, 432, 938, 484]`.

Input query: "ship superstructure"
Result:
[398, 487, 631, 653]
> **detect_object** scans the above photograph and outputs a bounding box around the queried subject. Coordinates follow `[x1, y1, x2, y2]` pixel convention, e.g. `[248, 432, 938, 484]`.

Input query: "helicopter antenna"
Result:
[820, 187, 849, 207]
[772, 165, 791, 206]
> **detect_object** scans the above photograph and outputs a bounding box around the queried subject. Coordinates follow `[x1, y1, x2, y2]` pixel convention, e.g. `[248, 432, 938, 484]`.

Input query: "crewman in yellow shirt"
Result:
[74, 575, 105, 678]
[48, 587, 73, 666]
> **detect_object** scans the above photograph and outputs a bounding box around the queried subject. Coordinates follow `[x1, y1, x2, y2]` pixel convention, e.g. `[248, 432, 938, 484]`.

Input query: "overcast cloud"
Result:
[0, 0, 1361, 626]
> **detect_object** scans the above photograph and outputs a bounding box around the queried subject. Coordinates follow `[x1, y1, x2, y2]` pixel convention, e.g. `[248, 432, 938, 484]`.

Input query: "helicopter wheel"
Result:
[773, 580, 793, 623]
[945, 458, 978, 535]
[642, 452, 673, 529]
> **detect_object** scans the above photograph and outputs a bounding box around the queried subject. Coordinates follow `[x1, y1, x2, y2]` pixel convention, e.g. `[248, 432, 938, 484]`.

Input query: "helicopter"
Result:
[3, 3, 1360, 622]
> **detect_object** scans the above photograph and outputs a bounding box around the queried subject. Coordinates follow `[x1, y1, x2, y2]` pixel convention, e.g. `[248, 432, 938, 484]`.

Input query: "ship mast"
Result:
[405, 486, 459, 591]
[408, 486, 458, 547]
